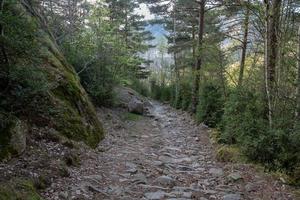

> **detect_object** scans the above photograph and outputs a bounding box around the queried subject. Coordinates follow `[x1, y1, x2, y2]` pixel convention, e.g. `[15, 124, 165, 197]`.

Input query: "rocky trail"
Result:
[42, 102, 294, 200]
[0, 101, 296, 199]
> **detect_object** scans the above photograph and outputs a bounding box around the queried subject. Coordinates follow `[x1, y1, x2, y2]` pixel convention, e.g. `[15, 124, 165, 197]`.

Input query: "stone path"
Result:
[42, 102, 295, 200]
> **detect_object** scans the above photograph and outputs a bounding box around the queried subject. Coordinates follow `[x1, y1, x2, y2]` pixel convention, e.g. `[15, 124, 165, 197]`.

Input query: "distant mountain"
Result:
[146, 24, 168, 40]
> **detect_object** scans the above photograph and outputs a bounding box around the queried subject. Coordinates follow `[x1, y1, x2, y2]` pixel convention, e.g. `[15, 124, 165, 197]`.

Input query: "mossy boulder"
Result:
[0, 113, 27, 160]
[0, 178, 42, 200]
[1, 1, 104, 150]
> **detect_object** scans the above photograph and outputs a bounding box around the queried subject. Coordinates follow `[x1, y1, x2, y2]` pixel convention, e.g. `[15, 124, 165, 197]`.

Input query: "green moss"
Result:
[5, 2, 105, 150]
[216, 145, 245, 163]
[0, 114, 18, 160]
[122, 112, 142, 121]
[38, 17, 104, 148]
[287, 166, 300, 186]
[0, 179, 43, 200]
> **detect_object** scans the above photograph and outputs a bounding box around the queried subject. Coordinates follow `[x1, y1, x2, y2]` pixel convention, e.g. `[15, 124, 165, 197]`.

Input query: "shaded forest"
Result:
[0, 0, 300, 199]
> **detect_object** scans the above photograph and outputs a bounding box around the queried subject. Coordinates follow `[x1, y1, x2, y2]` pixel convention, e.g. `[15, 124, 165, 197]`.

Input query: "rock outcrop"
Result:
[0, 1, 104, 161]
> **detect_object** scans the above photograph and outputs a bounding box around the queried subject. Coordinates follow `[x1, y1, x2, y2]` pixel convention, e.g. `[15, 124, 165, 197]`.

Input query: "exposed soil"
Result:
[0, 102, 297, 199]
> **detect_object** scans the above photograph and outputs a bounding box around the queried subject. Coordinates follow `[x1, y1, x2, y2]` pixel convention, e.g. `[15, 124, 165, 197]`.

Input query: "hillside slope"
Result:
[0, 0, 104, 160]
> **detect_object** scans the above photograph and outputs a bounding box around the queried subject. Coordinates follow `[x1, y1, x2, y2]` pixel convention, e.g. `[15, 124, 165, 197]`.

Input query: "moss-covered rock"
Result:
[0, 113, 27, 160]
[0, 178, 42, 200]
[0, 1, 104, 152]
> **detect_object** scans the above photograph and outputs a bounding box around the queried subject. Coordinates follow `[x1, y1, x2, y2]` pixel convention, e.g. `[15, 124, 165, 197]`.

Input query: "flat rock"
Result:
[245, 183, 257, 192]
[227, 172, 243, 181]
[133, 173, 147, 184]
[154, 175, 175, 187]
[223, 194, 241, 200]
[145, 191, 166, 200]
[209, 168, 224, 177]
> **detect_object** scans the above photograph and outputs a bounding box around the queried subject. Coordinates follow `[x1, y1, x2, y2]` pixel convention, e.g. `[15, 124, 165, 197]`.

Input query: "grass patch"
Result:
[210, 129, 247, 163]
[0, 178, 43, 200]
[216, 145, 245, 163]
[122, 112, 142, 121]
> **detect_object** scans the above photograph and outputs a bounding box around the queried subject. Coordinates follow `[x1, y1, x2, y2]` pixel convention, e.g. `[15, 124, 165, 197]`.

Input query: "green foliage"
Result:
[221, 88, 266, 144]
[196, 83, 224, 127]
[220, 88, 300, 181]
[216, 145, 243, 163]
[81, 63, 115, 107]
[122, 112, 142, 121]
[0, 2, 51, 115]
[0, 1, 104, 151]
[130, 79, 150, 97]
[0, 179, 43, 200]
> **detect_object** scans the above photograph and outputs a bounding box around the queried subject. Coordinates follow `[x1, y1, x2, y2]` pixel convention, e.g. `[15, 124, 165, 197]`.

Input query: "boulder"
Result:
[114, 86, 152, 115]
[128, 98, 144, 114]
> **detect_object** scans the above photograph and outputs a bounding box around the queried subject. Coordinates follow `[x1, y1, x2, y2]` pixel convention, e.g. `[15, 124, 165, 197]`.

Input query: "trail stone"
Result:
[245, 183, 257, 192]
[222, 194, 241, 200]
[133, 173, 147, 184]
[145, 191, 166, 200]
[153, 161, 163, 166]
[128, 98, 144, 114]
[182, 192, 193, 198]
[209, 168, 224, 177]
[227, 172, 243, 181]
[58, 192, 68, 199]
[154, 175, 175, 187]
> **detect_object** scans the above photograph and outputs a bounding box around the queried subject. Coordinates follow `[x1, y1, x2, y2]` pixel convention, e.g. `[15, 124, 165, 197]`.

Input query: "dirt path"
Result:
[42, 102, 295, 200]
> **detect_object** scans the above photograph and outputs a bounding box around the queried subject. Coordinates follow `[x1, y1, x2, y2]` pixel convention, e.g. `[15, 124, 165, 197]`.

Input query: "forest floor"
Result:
[0, 101, 297, 199]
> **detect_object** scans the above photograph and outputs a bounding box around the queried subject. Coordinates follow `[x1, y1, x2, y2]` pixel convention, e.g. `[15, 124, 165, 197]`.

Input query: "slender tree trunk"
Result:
[191, 0, 205, 113]
[0, 0, 8, 65]
[238, 2, 250, 87]
[172, 1, 180, 107]
[295, 26, 300, 122]
[264, 0, 282, 128]
[192, 24, 196, 61]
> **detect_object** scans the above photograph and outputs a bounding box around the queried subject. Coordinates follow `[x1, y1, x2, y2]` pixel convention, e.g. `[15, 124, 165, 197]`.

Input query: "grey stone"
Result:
[227, 172, 243, 181]
[222, 194, 241, 200]
[182, 192, 193, 198]
[145, 191, 166, 200]
[58, 192, 68, 200]
[245, 183, 257, 192]
[209, 168, 224, 177]
[153, 161, 163, 166]
[128, 98, 144, 114]
[154, 175, 175, 187]
[108, 186, 123, 195]
[133, 173, 147, 184]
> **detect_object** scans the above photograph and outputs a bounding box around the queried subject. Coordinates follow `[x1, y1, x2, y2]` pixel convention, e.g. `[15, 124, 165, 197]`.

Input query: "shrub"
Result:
[220, 88, 266, 144]
[79, 63, 115, 107]
[220, 88, 300, 181]
[196, 83, 224, 127]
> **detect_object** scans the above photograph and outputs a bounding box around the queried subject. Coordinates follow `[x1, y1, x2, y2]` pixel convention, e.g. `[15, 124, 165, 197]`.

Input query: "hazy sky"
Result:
[87, 1, 154, 20]
[135, 4, 154, 20]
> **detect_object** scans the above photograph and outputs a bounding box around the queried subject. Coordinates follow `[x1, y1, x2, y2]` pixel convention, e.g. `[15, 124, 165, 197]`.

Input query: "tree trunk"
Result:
[238, 2, 250, 87]
[0, 0, 9, 65]
[295, 26, 300, 122]
[191, 0, 205, 113]
[172, 1, 180, 107]
[264, 0, 282, 128]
